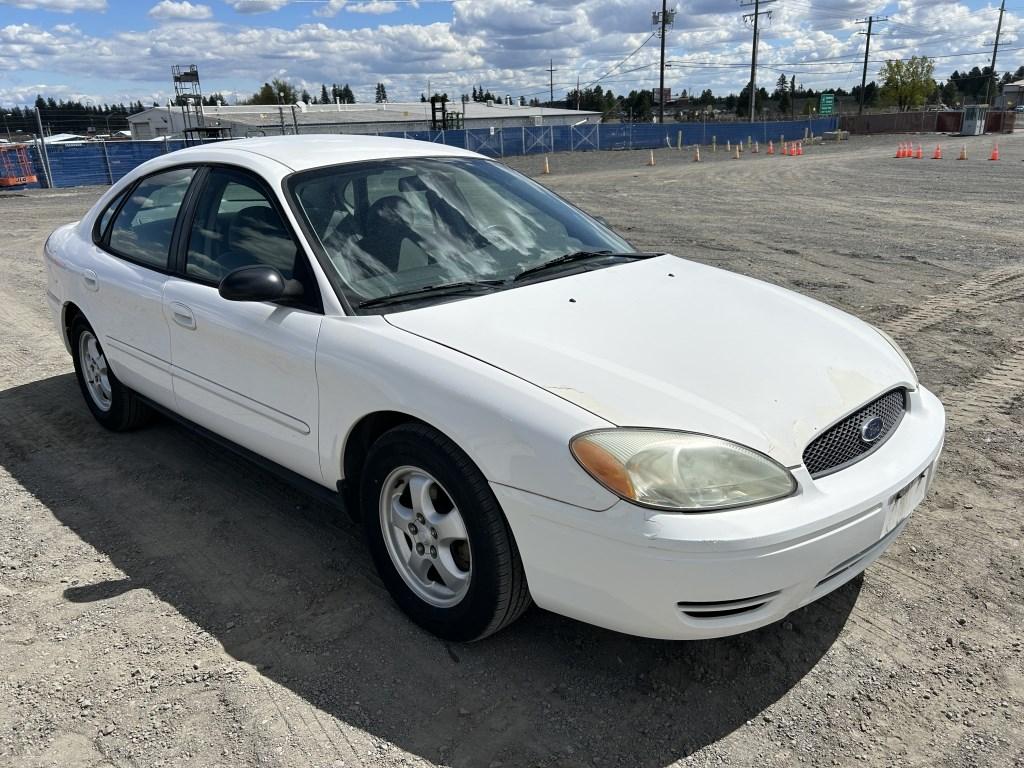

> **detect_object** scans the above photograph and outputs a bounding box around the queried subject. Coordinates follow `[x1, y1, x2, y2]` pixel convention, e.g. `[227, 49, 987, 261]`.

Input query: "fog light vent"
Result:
[677, 591, 780, 619]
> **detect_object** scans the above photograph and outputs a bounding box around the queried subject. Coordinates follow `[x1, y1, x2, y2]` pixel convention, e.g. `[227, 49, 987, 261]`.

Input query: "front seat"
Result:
[220, 205, 295, 277]
[359, 195, 420, 273]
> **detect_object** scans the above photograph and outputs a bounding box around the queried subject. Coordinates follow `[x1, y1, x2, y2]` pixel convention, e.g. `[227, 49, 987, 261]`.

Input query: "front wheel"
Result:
[360, 423, 531, 641]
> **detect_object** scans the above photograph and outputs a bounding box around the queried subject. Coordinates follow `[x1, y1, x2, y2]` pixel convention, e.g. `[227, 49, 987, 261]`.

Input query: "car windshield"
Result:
[287, 157, 634, 311]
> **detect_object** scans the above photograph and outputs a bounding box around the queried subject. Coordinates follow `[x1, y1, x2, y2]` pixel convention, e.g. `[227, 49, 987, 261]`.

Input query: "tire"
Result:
[70, 316, 153, 432]
[360, 423, 531, 641]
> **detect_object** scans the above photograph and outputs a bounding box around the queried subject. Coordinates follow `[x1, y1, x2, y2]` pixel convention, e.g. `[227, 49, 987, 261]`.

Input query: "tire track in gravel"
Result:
[882, 265, 1024, 337]
[946, 340, 1024, 425]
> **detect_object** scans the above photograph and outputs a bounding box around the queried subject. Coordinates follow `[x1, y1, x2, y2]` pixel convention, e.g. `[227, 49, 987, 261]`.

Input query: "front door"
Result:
[163, 166, 324, 483]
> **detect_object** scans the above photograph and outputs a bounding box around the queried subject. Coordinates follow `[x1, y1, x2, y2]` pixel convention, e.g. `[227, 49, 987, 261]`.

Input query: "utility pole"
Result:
[987, 0, 1006, 106]
[652, 1, 676, 123]
[741, 0, 776, 123]
[546, 59, 557, 106]
[856, 15, 887, 115]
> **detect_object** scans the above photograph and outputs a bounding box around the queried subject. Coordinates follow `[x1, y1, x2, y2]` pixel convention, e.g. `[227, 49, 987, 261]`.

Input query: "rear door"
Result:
[86, 166, 197, 408]
[162, 165, 324, 482]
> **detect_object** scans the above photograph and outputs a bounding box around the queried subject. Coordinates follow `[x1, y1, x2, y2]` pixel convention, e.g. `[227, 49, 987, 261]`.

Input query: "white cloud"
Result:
[0, 0, 105, 11]
[313, 0, 346, 17]
[148, 0, 212, 20]
[347, 1, 407, 14]
[224, 0, 288, 12]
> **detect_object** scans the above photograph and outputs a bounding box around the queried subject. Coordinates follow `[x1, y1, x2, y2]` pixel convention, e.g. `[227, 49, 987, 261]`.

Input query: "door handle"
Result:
[82, 270, 99, 292]
[169, 302, 196, 330]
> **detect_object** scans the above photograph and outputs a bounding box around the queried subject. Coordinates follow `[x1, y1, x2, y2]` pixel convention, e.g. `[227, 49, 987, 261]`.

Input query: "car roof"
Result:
[170, 134, 483, 173]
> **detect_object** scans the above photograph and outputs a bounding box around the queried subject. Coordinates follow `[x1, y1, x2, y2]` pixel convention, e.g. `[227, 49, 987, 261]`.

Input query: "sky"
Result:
[0, 0, 1021, 108]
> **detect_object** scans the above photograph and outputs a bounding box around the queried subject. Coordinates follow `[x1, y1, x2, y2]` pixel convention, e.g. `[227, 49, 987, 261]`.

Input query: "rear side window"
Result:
[94, 189, 127, 243]
[108, 168, 195, 269]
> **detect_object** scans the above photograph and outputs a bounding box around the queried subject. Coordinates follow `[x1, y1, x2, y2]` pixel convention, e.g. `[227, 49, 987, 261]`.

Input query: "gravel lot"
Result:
[1, 131, 1022, 768]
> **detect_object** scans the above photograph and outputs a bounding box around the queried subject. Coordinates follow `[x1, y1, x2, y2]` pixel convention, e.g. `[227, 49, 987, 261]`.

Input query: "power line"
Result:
[856, 15, 887, 115]
[583, 32, 657, 89]
[740, 0, 777, 122]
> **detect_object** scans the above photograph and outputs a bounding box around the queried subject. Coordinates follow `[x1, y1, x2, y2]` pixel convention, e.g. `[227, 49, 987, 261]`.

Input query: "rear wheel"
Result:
[70, 317, 153, 431]
[361, 423, 531, 641]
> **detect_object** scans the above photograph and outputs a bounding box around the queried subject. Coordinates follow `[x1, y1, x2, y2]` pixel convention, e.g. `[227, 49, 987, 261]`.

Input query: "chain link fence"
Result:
[22, 118, 838, 189]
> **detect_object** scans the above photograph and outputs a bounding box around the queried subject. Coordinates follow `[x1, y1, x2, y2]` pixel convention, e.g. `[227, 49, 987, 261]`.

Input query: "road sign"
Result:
[819, 93, 835, 116]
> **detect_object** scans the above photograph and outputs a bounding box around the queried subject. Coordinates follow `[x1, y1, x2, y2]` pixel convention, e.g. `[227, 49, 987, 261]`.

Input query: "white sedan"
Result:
[43, 136, 945, 641]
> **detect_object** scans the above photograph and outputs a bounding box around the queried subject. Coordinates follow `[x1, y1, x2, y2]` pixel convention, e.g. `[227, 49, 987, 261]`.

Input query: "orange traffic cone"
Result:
[733, 145, 741, 160]
[796, 141, 804, 156]
[784, 142, 791, 156]
[693, 145, 701, 163]
[895, 143, 904, 158]
[767, 140, 775, 155]
[989, 143, 1000, 161]
[915, 144, 924, 159]
[958, 144, 968, 160]
[932, 145, 942, 160]
[543, 155, 550, 174]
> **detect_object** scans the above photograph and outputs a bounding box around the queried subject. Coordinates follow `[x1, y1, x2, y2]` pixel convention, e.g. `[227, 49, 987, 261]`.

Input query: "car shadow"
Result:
[0, 373, 860, 768]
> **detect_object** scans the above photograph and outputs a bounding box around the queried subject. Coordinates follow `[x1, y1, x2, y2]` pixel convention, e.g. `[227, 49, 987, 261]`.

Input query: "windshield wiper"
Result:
[512, 250, 663, 282]
[357, 279, 505, 309]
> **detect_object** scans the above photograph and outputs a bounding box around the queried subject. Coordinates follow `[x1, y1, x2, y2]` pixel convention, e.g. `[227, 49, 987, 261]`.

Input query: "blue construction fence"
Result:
[25, 117, 838, 189]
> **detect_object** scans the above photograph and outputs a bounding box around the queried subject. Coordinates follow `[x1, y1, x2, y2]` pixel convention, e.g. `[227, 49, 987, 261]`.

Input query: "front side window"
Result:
[107, 167, 195, 269]
[186, 168, 299, 284]
[288, 157, 632, 312]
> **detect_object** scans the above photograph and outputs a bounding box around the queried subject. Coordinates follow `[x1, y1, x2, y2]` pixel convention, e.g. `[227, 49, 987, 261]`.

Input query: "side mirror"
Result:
[218, 265, 303, 302]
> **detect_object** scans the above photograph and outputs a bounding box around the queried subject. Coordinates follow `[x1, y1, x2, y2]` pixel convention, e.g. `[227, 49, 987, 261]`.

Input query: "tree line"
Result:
[4, 60, 1022, 137]
[561, 60, 1024, 121]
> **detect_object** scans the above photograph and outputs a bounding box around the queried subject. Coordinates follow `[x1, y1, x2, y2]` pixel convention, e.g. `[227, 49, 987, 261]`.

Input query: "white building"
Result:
[997, 79, 1024, 110]
[127, 101, 602, 140]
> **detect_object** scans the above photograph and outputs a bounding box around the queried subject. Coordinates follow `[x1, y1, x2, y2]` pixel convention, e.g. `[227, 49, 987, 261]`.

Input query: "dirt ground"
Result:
[1, 131, 1022, 768]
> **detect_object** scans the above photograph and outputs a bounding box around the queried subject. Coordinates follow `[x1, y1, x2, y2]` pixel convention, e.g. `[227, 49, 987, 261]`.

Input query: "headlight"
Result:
[872, 325, 919, 388]
[570, 429, 797, 512]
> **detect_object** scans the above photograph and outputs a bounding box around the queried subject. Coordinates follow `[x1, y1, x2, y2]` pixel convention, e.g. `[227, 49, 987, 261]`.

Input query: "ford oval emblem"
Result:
[860, 415, 884, 444]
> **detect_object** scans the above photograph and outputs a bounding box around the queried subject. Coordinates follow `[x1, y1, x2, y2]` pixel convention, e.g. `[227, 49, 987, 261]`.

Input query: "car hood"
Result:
[385, 255, 915, 467]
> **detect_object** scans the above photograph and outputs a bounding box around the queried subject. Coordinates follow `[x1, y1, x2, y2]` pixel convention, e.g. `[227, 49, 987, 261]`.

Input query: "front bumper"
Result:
[494, 385, 945, 640]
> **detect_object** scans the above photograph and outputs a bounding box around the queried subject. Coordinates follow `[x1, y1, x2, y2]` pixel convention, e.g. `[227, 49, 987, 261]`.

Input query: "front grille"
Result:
[803, 389, 906, 478]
